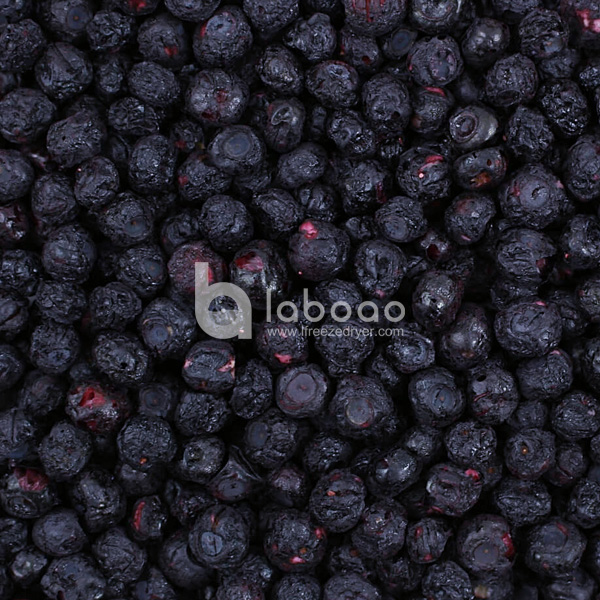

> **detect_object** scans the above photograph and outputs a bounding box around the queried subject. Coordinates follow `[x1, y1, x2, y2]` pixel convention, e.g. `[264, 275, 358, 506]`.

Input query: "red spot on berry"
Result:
[234, 252, 264, 272]
[164, 45, 178, 57]
[274, 353, 293, 364]
[465, 468, 480, 481]
[299, 221, 318, 239]
[502, 532, 515, 558]
[79, 387, 105, 409]
[16, 468, 48, 492]
[132, 501, 145, 531]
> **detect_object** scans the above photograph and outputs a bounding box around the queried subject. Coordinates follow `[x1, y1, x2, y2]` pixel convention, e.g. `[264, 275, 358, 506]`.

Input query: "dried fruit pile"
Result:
[1, 0, 600, 599]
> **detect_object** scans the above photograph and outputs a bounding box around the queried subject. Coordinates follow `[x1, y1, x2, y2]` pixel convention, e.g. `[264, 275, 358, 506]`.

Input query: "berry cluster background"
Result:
[1, 0, 600, 599]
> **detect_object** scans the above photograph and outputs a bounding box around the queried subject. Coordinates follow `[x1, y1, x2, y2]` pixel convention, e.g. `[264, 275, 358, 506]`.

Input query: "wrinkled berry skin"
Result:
[484, 54, 538, 108]
[288, 221, 350, 281]
[343, 0, 406, 36]
[189, 504, 250, 570]
[264, 510, 327, 572]
[309, 470, 366, 533]
[525, 518, 586, 577]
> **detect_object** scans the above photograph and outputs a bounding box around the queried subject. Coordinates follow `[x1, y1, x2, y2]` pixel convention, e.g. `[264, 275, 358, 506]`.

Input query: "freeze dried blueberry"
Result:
[39, 422, 92, 482]
[351, 500, 407, 559]
[453, 146, 507, 191]
[273, 574, 321, 600]
[129, 494, 168, 542]
[137, 13, 189, 68]
[461, 17, 510, 69]
[69, 468, 126, 532]
[0, 288, 28, 340]
[314, 318, 375, 377]
[362, 73, 411, 136]
[567, 478, 600, 528]
[128, 134, 176, 194]
[193, 6, 253, 68]
[276, 364, 328, 418]
[66, 382, 131, 435]
[498, 164, 566, 230]
[89, 282, 142, 331]
[0, 201, 30, 247]
[426, 463, 483, 516]
[92, 331, 152, 387]
[494, 299, 562, 359]
[561, 214, 600, 270]
[0, 467, 57, 519]
[32, 508, 86, 557]
[108, 97, 161, 138]
[74, 156, 120, 211]
[493, 477, 552, 527]
[46, 110, 104, 168]
[326, 110, 376, 158]
[230, 359, 273, 420]
[186, 70, 249, 126]
[484, 54, 538, 108]
[264, 510, 326, 572]
[550, 390, 600, 441]
[0, 150, 34, 206]
[406, 517, 451, 564]
[338, 27, 383, 75]
[375, 196, 427, 243]
[177, 152, 233, 203]
[9, 546, 47, 588]
[539, 79, 589, 139]
[209, 125, 266, 177]
[525, 518, 586, 577]
[409, 0, 465, 33]
[264, 98, 306, 154]
[243, 0, 298, 38]
[92, 527, 146, 594]
[200, 195, 254, 253]
[338, 158, 392, 216]
[257, 45, 304, 97]
[128, 61, 180, 109]
[422, 561, 472, 600]
[504, 428, 555, 480]
[352, 239, 406, 300]
[456, 514, 514, 577]
[117, 414, 176, 472]
[174, 390, 231, 435]
[309, 470, 366, 533]
[396, 147, 451, 203]
[139, 298, 196, 359]
[189, 504, 250, 569]
[409, 85, 454, 138]
[409, 367, 465, 428]
[41, 553, 106, 600]
[494, 228, 555, 285]
[412, 269, 463, 332]
[0, 88, 55, 145]
[306, 60, 359, 108]
[505, 106, 555, 163]
[407, 36, 463, 87]
[29, 321, 80, 375]
[277, 143, 328, 190]
[182, 341, 235, 394]
[0, 19, 46, 73]
[243, 408, 299, 469]
[385, 324, 435, 374]
[288, 220, 349, 281]
[328, 375, 394, 439]
[85, 10, 133, 52]
[178, 436, 226, 484]
[517, 349, 573, 401]
[117, 245, 167, 299]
